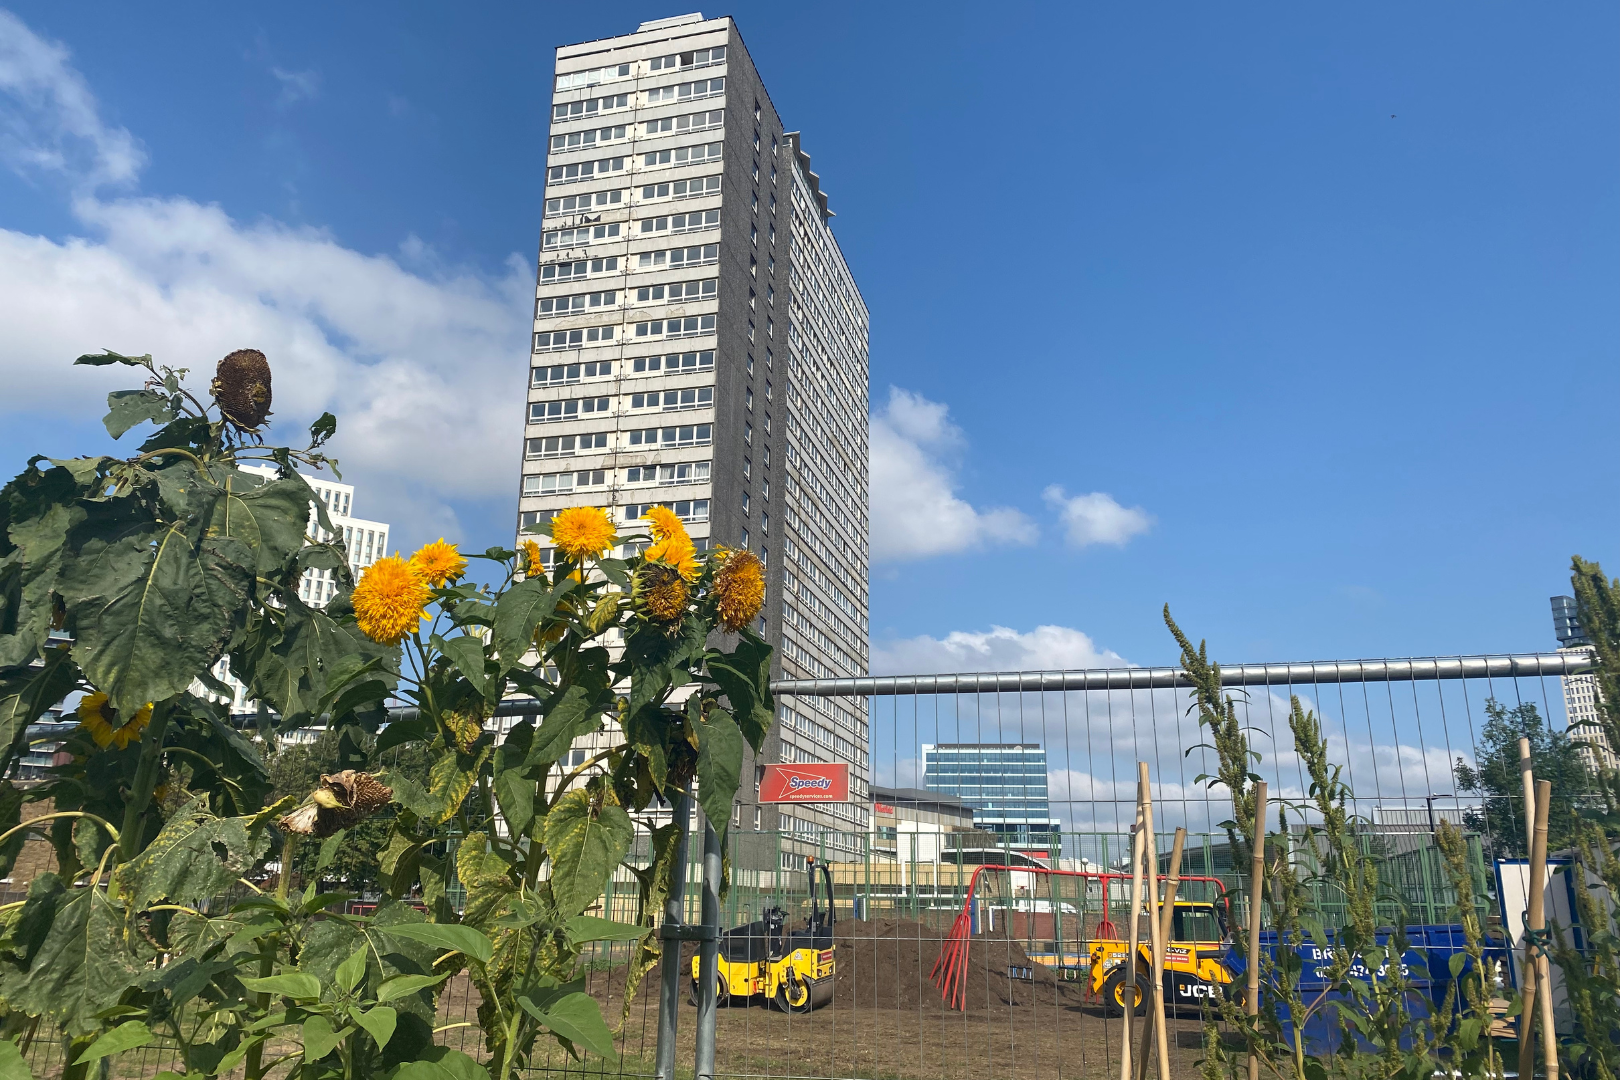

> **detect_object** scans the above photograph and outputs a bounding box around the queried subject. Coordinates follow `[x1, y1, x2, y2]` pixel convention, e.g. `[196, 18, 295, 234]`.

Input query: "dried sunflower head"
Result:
[279, 770, 394, 837]
[635, 562, 689, 624]
[713, 549, 766, 632]
[211, 348, 273, 429]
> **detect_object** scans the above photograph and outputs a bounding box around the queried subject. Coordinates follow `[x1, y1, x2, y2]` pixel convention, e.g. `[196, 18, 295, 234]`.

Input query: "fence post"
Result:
[653, 788, 693, 1080]
[694, 809, 722, 1080]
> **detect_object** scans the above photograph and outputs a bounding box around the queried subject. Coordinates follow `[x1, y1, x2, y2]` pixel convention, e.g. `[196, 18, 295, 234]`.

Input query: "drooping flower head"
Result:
[713, 549, 767, 632]
[76, 693, 152, 750]
[518, 539, 545, 578]
[352, 555, 431, 645]
[410, 539, 467, 587]
[644, 505, 684, 542]
[635, 562, 689, 624]
[551, 506, 617, 562]
[211, 348, 273, 430]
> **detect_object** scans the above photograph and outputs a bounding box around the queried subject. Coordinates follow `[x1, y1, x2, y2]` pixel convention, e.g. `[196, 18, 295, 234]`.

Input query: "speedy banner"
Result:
[759, 762, 850, 803]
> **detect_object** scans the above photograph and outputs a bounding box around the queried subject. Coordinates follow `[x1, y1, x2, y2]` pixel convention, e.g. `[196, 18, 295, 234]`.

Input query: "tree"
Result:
[1453, 698, 1589, 857]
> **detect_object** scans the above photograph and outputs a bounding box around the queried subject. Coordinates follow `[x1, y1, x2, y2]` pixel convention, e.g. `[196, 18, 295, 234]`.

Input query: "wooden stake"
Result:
[1138, 826, 1187, 1080]
[1119, 788, 1146, 1080]
[1247, 781, 1268, 1080]
[1530, 778, 1558, 1079]
[1517, 738, 1540, 1080]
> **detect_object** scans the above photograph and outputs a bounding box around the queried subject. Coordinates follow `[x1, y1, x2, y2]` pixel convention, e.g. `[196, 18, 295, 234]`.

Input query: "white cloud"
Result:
[270, 66, 320, 106]
[0, 11, 533, 547]
[871, 623, 1127, 675]
[869, 387, 1034, 562]
[1042, 485, 1152, 548]
[0, 11, 144, 188]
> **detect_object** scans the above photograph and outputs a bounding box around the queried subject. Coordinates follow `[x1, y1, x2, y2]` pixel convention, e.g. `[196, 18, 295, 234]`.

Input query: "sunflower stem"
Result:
[116, 698, 173, 864]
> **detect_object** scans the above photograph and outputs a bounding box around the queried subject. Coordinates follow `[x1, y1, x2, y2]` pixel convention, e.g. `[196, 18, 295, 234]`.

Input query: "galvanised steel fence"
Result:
[10, 651, 1592, 1080]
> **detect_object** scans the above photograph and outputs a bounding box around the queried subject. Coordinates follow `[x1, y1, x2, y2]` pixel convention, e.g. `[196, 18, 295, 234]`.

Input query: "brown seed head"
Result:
[211, 348, 273, 429]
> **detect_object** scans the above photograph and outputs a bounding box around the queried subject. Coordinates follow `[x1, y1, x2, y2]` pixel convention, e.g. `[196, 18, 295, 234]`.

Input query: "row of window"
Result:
[622, 499, 709, 523]
[531, 359, 615, 387]
[629, 424, 711, 448]
[540, 257, 618, 283]
[646, 46, 726, 71]
[644, 76, 725, 104]
[529, 397, 611, 423]
[642, 109, 723, 137]
[535, 278, 715, 319]
[533, 326, 615, 352]
[643, 141, 722, 168]
[629, 386, 713, 411]
[525, 432, 610, 458]
[541, 222, 620, 250]
[544, 189, 622, 217]
[552, 93, 630, 122]
[634, 315, 716, 339]
[639, 242, 718, 270]
[521, 461, 715, 496]
[641, 209, 720, 234]
[549, 125, 627, 153]
[536, 291, 616, 318]
[642, 175, 720, 201]
[522, 469, 607, 496]
[633, 350, 714, 373]
[635, 278, 715, 303]
[626, 461, 709, 485]
[554, 64, 631, 92]
[547, 156, 625, 185]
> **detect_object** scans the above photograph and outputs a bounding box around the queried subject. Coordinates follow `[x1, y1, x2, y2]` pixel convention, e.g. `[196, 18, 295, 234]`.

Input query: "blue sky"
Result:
[0, 2, 1615, 674]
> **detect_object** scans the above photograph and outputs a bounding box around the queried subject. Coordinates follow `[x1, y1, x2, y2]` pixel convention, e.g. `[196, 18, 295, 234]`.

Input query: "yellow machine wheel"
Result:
[1102, 969, 1152, 1018]
[775, 970, 815, 1014]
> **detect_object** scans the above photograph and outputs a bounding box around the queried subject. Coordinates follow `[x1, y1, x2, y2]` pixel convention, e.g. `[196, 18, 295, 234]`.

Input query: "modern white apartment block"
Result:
[200, 466, 392, 714]
[519, 14, 872, 869]
[1552, 595, 1612, 772]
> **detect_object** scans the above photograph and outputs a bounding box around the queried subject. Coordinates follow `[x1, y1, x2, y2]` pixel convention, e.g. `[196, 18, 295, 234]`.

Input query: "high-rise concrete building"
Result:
[519, 14, 872, 870]
[1552, 595, 1611, 772]
[922, 743, 1059, 851]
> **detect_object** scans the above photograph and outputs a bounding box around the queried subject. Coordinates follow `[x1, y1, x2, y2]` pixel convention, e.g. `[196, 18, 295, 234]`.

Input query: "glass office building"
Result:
[922, 743, 1059, 849]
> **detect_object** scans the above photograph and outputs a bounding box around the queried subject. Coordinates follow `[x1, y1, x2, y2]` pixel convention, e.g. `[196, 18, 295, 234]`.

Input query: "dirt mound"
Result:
[830, 917, 1088, 1013]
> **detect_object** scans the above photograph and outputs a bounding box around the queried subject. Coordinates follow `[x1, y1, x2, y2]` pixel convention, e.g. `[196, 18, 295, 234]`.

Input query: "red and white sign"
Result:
[760, 763, 850, 803]
[874, 802, 896, 815]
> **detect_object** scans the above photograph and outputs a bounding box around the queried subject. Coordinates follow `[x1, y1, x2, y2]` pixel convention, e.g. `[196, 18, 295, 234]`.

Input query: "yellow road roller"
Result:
[691, 857, 836, 1012]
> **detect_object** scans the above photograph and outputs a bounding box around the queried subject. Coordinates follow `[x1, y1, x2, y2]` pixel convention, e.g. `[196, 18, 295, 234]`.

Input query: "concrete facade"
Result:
[521, 15, 871, 872]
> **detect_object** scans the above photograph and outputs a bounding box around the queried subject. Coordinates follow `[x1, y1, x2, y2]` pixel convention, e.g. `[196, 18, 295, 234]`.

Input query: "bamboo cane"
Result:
[1517, 738, 1539, 1080]
[1247, 781, 1268, 1080]
[1530, 778, 1558, 1079]
[1138, 826, 1187, 1080]
[1119, 788, 1146, 1080]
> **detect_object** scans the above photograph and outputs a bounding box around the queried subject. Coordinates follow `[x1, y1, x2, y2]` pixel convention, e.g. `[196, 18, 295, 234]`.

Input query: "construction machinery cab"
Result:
[696, 857, 836, 1013]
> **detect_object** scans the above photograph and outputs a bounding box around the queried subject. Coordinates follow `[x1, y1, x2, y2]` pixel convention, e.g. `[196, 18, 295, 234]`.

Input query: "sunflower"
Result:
[76, 693, 153, 750]
[410, 539, 467, 586]
[643, 505, 685, 543]
[635, 563, 689, 623]
[713, 549, 767, 631]
[645, 532, 700, 582]
[352, 555, 431, 645]
[518, 539, 546, 578]
[551, 506, 617, 562]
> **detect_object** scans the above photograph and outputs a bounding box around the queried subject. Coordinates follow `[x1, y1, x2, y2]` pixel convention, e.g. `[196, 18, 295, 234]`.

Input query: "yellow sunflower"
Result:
[636, 563, 689, 623]
[645, 532, 700, 582]
[76, 693, 153, 750]
[352, 555, 431, 645]
[713, 550, 767, 631]
[410, 539, 467, 586]
[643, 505, 685, 542]
[551, 506, 616, 562]
[518, 538, 546, 578]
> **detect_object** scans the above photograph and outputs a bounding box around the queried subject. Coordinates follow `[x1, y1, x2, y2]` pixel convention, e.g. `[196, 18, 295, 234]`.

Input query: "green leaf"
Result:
[0, 649, 78, 772]
[564, 916, 649, 944]
[379, 923, 493, 964]
[317, 829, 348, 875]
[705, 632, 774, 753]
[519, 991, 618, 1062]
[440, 635, 495, 702]
[114, 797, 269, 909]
[419, 1049, 490, 1080]
[695, 707, 744, 842]
[336, 944, 368, 994]
[0, 885, 144, 1036]
[72, 1020, 153, 1064]
[0, 490, 84, 669]
[545, 788, 634, 917]
[491, 577, 566, 668]
[62, 522, 255, 717]
[0, 1040, 34, 1080]
[492, 720, 536, 836]
[376, 971, 452, 1002]
[212, 1036, 265, 1078]
[376, 718, 429, 754]
[309, 412, 337, 448]
[74, 351, 151, 367]
[103, 390, 175, 439]
[303, 1015, 347, 1062]
[351, 1005, 397, 1050]
[209, 470, 320, 579]
[239, 973, 322, 1000]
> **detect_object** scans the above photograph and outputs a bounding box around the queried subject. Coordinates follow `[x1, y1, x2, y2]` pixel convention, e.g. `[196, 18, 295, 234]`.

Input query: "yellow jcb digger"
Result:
[1090, 898, 1234, 1015]
[691, 857, 836, 1012]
